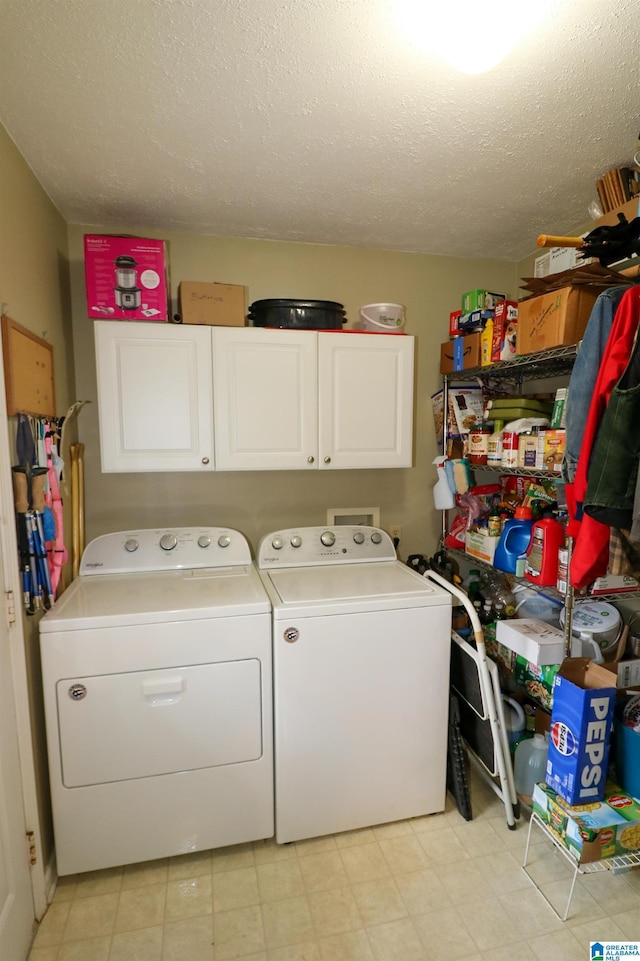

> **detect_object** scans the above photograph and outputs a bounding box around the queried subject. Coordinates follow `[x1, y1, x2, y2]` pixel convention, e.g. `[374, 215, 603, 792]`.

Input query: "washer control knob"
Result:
[159, 533, 178, 552]
[284, 627, 299, 643]
[290, 535, 302, 548]
[198, 535, 211, 548]
[218, 535, 231, 548]
[353, 531, 365, 545]
[320, 530, 336, 547]
[371, 531, 383, 544]
[124, 538, 139, 553]
[271, 536, 284, 550]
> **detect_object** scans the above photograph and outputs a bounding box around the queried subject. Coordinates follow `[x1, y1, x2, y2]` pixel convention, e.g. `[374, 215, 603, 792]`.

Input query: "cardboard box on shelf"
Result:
[440, 333, 482, 373]
[545, 658, 616, 805]
[465, 528, 498, 564]
[448, 385, 484, 434]
[491, 301, 519, 362]
[516, 286, 601, 355]
[496, 618, 565, 666]
[84, 234, 170, 321]
[532, 780, 640, 864]
[178, 281, 246, 326]
[461, 289, 506, 313]
[534, 247, 579, 278]
[449, 309, 462, 337]
[538, 428, 566, 473]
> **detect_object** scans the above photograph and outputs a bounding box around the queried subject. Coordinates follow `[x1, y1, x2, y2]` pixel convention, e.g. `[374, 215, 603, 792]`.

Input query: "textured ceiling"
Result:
[1, 0, 638, 260]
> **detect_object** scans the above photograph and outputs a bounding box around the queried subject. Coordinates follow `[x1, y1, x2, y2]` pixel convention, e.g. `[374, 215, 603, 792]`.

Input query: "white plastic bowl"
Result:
[359, 303, 405, 332]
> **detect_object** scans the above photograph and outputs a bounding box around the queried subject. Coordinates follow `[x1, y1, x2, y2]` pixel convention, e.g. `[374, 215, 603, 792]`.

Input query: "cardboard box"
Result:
[545, 658, 616, 805]
[465, 528, 498, 564]
[532, 781, 640, 864]
[534, 247, 579, 278]
[538, 428, 566, 473]
[514, 657, 560, 711]
[440, 333, 481, 373]
[449, 310, 462, 337]
[517, 286, 602, 355]
[491, 301, 519, 362]
[179, 281, 246, 326]
[551, 388, 567, 428]
[84, 234, 170, 321]
[448, 385, 484, 433]
[617, 658, 640, 688]
[496, 618, 565, 666]
[461, 289, 505, 313]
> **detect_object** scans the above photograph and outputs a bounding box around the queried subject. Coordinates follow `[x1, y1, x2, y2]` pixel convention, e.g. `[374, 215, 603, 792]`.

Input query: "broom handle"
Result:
[537, 234, 584, 249]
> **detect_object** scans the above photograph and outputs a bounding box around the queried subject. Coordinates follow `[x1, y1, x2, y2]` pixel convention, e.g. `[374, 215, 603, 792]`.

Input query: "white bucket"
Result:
[359, 303, 405, 332]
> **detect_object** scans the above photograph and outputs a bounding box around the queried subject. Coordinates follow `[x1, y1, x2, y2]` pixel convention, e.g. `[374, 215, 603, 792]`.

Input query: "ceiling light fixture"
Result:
[391, 0, 559, 75]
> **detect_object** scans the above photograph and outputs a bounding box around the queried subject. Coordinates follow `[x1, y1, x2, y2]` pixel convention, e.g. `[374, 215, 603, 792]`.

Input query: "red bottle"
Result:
[524, 517, 565, 586]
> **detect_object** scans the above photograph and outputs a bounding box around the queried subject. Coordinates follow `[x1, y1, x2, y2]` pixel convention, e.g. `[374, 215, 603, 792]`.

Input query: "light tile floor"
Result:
[28, 774, 640, 961]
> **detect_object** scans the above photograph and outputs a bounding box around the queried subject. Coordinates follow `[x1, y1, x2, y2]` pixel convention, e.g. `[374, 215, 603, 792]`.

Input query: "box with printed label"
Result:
[514, 656, 559, 710]
[84, 234, 170, 321]
[545, 658, 616, 805]
[532, 780, 640, 864]
[449, 310, 462, 337]
[440, 334, 482, 373]
[517, 286, 602, 355]
[465, 528, 498, 564]
[490, 300, 519, 362]
[496, 618, 565, 666]
[537, 428, 566, 473]
[178, 281, 246, 326]
[461, 289, 506, 313]
[448, 385, 484, 433]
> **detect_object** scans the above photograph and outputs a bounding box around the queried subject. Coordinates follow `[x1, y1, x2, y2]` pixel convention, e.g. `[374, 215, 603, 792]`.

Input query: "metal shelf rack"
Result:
[522, 810, 640, 921]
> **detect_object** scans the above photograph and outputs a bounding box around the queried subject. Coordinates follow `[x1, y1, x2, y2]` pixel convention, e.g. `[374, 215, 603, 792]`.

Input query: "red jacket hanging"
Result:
[569, 284, 640, 589]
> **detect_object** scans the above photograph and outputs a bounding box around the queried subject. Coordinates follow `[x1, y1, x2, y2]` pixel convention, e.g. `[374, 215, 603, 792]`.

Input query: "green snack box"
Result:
[461, 289, 506, 313]
[532, 781, 640, 863]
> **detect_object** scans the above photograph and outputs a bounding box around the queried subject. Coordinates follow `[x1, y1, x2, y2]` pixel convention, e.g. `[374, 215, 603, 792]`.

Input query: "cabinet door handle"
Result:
[201, 457, 210, 465]
[323, 455, 331, 464]
[307, 455, 315, 464]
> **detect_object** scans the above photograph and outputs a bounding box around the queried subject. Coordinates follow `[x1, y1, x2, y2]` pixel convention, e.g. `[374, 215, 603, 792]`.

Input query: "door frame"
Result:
[0, 342, 48, 921]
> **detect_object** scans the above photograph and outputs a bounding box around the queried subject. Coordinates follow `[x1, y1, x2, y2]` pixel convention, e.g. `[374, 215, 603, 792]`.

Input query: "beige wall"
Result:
[68, 224, 518, 560]
[0, 123, 76, 865]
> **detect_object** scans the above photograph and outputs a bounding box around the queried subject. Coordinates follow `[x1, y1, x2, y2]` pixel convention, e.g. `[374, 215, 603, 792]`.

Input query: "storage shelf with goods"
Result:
[440, 341, 578, 659]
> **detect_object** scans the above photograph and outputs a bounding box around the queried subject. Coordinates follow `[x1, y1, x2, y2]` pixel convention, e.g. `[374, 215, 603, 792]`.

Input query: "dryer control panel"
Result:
[257, 526, 396, 569]
[80, 527, 252, 575]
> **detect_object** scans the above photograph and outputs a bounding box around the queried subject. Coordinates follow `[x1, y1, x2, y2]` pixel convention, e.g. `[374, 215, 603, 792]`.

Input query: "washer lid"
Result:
[262, 560, 451, 616]
[39, 564, 270, 632]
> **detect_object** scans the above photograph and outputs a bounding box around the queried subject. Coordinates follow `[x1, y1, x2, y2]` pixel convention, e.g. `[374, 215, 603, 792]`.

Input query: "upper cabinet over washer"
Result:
[95, 321, 214, 472]
[95, 322, 414, 473]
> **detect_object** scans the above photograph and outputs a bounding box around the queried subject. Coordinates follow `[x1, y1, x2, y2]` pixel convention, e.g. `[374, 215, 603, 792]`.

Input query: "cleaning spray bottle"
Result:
[433, 456, 455, 510]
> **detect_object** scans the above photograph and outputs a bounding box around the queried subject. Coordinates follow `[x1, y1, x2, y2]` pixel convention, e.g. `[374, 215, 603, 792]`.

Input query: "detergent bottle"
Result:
[524, 515, 566, 586]
[493, 506, 533, 574]
[433, 456, 455, 510]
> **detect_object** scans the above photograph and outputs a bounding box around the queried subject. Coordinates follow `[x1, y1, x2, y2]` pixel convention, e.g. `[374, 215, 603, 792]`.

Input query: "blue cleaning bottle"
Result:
[494, 506, 533, 574]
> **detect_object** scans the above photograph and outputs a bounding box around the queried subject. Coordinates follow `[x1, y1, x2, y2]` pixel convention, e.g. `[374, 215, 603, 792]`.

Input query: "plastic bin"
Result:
[360, 303, 405, 332]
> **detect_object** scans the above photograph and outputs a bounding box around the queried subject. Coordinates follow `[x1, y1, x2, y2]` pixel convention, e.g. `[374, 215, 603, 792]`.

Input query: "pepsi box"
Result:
[545, 658, 616, 805]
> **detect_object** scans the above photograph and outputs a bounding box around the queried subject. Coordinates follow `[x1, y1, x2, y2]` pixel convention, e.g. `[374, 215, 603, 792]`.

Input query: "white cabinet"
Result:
[95, 322, 414, 473]
[213, 328, 414, 470]
[95, 321, 214, 472]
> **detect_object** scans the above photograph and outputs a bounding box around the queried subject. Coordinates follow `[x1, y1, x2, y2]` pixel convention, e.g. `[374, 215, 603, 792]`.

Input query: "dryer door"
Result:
[56, 660, 263, 786]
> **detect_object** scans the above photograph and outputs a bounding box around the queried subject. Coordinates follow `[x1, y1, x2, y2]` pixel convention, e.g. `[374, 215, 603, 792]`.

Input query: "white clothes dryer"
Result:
[39, 527, 273, 875]
[257, 526, 452, 844]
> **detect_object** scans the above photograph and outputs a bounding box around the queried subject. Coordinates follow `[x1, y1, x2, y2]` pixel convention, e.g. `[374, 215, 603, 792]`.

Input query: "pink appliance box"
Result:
[84, 235, 170, 321]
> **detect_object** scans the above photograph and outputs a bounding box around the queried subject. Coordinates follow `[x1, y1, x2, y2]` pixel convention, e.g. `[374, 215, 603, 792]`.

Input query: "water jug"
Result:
[493, 506, 533, 574]
[514, 732, 548, 798]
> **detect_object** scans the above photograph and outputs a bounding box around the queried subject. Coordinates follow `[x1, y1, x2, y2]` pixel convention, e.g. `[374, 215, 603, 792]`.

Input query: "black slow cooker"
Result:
[248, 299, 347, 330]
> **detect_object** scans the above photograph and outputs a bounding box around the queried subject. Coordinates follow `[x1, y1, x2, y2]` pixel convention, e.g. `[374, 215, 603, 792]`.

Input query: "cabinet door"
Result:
[95, 321, 214, 472]
[213, 327, 318, 470]
[318, 333, 414, 469]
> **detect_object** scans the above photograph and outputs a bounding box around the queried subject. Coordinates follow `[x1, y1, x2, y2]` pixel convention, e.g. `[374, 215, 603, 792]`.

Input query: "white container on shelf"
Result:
[359, 303, 405, 332]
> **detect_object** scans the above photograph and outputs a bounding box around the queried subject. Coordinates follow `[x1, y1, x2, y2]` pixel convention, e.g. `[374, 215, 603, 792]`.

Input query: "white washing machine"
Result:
[257, 526, 452, 844]
[39, 527, 273, 875]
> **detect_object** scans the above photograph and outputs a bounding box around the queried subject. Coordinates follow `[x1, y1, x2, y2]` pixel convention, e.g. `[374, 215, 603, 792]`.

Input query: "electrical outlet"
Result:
[389, 525, 402, 543]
